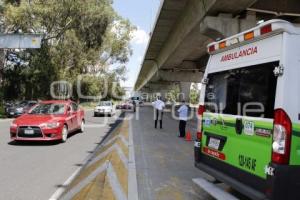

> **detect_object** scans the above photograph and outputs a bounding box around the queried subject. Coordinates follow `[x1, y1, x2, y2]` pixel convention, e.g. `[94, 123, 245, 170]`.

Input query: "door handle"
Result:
[236, 118, 243, 135]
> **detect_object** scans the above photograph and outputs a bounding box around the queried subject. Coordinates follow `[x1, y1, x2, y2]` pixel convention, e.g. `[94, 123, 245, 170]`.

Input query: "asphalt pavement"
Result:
[0, 110, 122, 200]
[0, 106, 247, 200]
[132, 106, 213, 200]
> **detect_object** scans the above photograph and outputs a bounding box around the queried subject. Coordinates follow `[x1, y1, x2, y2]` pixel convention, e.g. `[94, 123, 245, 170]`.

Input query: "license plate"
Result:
[10, 112, 14, 115]
[24, 129, 34, 135]
[208, 138, 220, 150]
[244, 121, 254, 135]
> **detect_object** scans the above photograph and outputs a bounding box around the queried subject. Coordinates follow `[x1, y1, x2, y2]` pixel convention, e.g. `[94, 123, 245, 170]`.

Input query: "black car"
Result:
[7, 100, 37, 117]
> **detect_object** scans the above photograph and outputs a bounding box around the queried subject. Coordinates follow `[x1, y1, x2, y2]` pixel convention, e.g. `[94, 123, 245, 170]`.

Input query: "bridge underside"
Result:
[135, 0, 300, 102]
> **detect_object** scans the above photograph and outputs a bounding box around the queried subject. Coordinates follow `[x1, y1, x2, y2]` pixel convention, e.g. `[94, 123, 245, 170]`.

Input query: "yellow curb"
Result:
[60, 119, 130, 200]
[73, 172, 106, 200]
[116, 139, 129, 158]
[110, 150, 128, 195]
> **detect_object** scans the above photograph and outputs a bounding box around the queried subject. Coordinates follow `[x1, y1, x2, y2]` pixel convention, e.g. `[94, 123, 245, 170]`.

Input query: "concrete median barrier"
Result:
[50, 119, 138, 200]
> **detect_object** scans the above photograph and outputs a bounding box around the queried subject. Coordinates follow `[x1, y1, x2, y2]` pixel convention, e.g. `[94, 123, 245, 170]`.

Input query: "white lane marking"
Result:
[48, 167, 82, 200]
[107, 162, 128, 200]
[48, 135, 107, 200]
[128, 119, 139, 200]
[120, 134, 129, 146]
[86, 143, 128, 170]
[116, 144, 129, 170]
[49, 115, 127, 200]
[60, 162, 108, 200]
[104, 134, 129, 147]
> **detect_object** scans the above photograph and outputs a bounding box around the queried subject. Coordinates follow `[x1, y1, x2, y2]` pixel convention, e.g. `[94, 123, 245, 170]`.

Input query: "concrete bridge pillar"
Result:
[179, 82, 191, 102]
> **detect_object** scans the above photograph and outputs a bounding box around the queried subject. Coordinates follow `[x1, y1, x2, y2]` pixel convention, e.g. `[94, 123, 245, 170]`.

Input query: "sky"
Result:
[113, 0, 161, 88]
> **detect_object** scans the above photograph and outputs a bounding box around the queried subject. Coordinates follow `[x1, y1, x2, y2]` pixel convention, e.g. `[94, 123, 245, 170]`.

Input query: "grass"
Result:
[79, 102, 98, 109]
[0, 105, 7, 119]
[79, 100, 123, 109]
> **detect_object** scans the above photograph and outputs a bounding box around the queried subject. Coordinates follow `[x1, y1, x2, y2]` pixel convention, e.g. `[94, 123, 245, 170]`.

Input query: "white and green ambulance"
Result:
[194, 20, 300, 200]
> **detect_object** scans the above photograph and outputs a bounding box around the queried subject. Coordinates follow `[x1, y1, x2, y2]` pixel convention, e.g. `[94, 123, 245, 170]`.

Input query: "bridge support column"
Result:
[179, 82, 191, 102]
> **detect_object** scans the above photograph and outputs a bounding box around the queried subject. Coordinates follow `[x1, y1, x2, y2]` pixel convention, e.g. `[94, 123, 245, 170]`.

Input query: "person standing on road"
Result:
[132, 100, 136, 112]
[152, 96, 165, 129]
[177, 100, 188, 137]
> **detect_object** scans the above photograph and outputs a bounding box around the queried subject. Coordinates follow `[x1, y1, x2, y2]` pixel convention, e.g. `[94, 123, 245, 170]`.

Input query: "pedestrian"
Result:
[132, 100, 136, 112]
[177, 100, 188, 137]
[152, 96, 165, 129]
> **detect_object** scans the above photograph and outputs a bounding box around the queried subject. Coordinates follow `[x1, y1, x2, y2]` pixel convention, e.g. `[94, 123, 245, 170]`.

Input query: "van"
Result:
[194, 20, 300, 200]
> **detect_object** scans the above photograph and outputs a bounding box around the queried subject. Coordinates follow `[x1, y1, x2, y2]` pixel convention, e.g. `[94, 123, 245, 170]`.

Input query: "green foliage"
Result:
[1, 0, 133, 100]
[0, 102, 5, 118]
[167, 85, 180, 102]
[190, 83, 200, 105]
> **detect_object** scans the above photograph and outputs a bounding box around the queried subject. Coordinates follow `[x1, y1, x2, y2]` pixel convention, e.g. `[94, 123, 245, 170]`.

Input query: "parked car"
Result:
[4, 101, 16, 117]
[7, 100, 37, 117]
[10, 100, 85, 143]
[116, 103, 122, 109]
[94, 101, 116, 117]
[121, 101, 133, 110]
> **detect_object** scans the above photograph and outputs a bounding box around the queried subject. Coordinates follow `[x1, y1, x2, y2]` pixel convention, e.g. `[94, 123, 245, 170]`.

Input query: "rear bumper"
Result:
[194, 144, 300, 200]
[94, 111, 111, 114]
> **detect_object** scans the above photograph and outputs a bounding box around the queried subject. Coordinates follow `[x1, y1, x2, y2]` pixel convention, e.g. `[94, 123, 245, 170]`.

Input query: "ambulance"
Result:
[194, 20, 300, 200]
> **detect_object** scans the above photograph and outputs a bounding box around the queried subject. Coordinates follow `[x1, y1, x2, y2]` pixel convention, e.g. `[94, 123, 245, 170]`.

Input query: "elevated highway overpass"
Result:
[134, 0, 300, 101]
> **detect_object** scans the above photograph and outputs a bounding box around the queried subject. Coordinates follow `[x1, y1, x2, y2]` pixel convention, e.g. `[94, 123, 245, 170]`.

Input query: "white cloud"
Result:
[131, 28, 150, 45]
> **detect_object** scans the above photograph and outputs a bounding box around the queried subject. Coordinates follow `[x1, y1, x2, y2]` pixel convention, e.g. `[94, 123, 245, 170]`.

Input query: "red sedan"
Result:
[10, 100, 85, 143]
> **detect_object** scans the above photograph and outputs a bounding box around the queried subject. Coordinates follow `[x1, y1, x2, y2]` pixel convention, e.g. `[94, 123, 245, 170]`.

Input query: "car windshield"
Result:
[29, 103, 66, 115]
[18, 101, 28, 107]
[99, 102, 111, 106]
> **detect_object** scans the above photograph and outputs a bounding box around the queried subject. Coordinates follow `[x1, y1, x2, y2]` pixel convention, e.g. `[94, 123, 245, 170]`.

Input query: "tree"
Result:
[190, 83, 200, 105]
[1, 0, 134, 100]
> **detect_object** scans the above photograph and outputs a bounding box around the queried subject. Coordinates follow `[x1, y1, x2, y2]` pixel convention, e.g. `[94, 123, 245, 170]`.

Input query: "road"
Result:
[132, 106, 213, 200]
[0, 106, 247, 200]
[0, 110, 121, 200]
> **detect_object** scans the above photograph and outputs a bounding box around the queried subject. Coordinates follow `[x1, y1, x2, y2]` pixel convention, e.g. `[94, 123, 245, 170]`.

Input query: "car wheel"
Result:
[80, 120, 85, 133]
[61, 125, 68, 143]
[94, 112, 97, 117]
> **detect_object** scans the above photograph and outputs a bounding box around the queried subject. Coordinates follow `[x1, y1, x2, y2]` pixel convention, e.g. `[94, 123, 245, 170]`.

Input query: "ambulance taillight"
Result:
[272, 109, 292, 164]
[208, 45, 215, 53]
[260, 24, 272, 35]
[197, 105, 205, 140]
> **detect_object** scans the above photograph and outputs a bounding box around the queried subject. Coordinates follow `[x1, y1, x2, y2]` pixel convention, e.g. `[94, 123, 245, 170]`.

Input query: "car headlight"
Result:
[10, 122, 17, 128]
[41, 122, 60, 129]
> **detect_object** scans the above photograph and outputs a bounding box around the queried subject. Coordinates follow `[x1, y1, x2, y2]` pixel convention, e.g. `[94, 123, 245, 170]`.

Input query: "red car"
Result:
[10, 100, 85, 143]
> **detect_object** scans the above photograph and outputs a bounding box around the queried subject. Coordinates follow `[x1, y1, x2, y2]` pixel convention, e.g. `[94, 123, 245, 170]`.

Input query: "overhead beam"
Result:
[155, 70, 203, 82]
[135, 0, 257, 91]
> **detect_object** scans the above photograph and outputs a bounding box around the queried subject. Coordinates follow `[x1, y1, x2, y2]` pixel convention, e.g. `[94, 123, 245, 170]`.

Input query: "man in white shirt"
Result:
[177, 100, 188, 137]
[152, 96, 165, 129]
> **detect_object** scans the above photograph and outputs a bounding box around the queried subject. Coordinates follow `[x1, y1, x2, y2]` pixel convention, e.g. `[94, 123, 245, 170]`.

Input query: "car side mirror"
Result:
[67, 107, 71, 115]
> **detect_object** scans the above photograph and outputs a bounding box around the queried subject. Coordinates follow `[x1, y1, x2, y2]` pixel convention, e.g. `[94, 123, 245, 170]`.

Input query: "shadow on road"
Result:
[7, 140, 61, 146]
